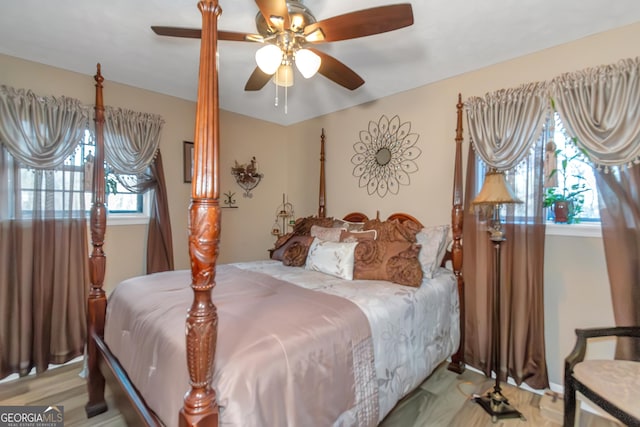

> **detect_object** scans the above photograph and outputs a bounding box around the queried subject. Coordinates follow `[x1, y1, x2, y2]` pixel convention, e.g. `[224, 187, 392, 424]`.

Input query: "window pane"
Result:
[107, 192, 142, 213]
[549, 115, 600, 222]
[17, 128, 144, 217]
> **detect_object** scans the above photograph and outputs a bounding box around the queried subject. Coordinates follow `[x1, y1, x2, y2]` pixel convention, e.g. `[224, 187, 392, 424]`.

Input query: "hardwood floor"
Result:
[0, 361, 623, 426]
[0, 362, 124, 426]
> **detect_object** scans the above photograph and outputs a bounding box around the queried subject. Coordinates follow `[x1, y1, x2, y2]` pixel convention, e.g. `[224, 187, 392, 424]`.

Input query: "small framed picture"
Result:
[183, 141, 194, 183]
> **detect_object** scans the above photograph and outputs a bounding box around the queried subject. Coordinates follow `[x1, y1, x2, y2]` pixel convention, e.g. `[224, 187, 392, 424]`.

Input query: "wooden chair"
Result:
[563, 326, 640, 426]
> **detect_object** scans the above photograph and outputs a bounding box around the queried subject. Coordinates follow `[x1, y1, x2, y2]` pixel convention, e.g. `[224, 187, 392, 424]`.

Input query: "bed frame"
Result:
[84, 1, 465, 426]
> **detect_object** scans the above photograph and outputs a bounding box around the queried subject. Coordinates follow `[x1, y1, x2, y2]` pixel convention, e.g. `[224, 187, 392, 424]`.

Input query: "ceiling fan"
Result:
[152, 0, 414, 91]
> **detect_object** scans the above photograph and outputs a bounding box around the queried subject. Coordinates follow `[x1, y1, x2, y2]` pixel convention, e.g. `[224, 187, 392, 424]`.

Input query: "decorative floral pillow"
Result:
[305, 238, 357, 280]
[282, 238, 313, 267]
[362, 219, 418, 242]
[353, 240, 423, 287]
[415, 225, 451, 278]
[271, 235, 314, 262]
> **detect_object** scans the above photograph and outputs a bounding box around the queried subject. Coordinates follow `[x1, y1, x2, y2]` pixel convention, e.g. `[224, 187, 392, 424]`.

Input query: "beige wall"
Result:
[217, 110, 290, 263]
[289, 22, 639, 387]
[2, 21, 638, 387]
[0, 55, 288, 289]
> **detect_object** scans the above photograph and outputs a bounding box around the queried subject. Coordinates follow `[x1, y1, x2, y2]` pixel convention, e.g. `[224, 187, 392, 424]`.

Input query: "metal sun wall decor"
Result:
[231, 156, 263, 198]
[352, 115, 421, 197]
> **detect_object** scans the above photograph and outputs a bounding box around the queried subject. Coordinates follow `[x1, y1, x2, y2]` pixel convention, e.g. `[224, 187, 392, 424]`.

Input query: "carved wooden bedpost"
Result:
[448, 93, 466, 374]
[179, 1, 221, 426]
[85, 63, 109, 417]
[318, 128, 326, 218]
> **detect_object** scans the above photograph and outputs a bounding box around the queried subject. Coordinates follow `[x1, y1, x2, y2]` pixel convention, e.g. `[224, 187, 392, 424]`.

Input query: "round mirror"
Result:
[376, 147, 392, 166]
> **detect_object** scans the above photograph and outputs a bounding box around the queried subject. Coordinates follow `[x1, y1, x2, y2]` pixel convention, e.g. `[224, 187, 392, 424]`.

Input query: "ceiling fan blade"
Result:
[151, 26, 256, 42]
[152, 26, 202, 39]
[304, 4, 413, 43]
[309, 49, 364, 91]
[244, 67, 273, 91]
[255, 0, 290, 31]
[220, 31, 259, 42]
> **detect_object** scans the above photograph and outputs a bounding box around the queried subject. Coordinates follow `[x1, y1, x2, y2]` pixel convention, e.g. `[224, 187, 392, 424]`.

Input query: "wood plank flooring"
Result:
[0, 361, 622, 426]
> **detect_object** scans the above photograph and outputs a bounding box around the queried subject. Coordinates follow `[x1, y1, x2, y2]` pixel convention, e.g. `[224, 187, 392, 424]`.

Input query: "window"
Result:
[500, 113, 600, 226]
[105, 172, 143, 214]
[18, 147, 87, 217]
[18, 130, 144, 217]
[546, 114, 600, 222]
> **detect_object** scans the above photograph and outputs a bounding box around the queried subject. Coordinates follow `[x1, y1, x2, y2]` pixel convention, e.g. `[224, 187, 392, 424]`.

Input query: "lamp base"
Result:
[474, 389, 523, 422]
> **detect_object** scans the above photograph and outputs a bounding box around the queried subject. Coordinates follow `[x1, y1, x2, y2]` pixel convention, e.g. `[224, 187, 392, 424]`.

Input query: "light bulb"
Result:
[295, 49, 321, 78]
[255, 44, 282, 75]
[273, 64, 294, 87]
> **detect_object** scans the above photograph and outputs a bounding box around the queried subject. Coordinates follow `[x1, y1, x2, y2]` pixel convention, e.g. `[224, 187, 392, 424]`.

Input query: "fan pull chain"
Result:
[285, 84, 288, 114]
[274, 74, 279, 107]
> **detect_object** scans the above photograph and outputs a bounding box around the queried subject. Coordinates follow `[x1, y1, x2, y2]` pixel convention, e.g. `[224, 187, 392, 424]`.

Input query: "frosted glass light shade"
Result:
[255, 44, 282, 75]
[273, 64, 294, 87]
[295, 48, 321, 78]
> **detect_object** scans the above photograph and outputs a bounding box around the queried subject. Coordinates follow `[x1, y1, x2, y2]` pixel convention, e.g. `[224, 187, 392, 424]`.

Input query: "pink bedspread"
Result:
[104, 266, 378, 427]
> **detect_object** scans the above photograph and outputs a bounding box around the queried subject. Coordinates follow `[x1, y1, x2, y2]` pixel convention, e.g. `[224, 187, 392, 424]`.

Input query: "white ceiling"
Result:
[2, 1, 640, 126]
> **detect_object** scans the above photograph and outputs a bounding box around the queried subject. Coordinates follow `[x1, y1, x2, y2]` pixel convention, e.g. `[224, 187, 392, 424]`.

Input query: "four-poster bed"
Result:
[84, 1, 466, 426]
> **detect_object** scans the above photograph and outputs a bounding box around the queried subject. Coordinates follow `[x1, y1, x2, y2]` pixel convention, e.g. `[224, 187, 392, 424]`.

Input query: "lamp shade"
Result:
[472, 171, 522, 206]
[295, 48, 321, 78]
[255, 44, 282, 75]
[273, 64, 294, 87]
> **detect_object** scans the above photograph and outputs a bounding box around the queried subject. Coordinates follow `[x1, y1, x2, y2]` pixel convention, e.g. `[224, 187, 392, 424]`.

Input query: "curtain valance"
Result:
[465, 82, 550, 170]
[0, 85, 164, 175]
[0, 85, 90, 169]
[551, 57, 640, 169]
[104, 106, 164, 175]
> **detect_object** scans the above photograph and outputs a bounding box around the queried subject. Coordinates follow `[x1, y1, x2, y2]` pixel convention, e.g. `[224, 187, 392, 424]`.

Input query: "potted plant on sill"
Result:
[543, 139, 590, 224]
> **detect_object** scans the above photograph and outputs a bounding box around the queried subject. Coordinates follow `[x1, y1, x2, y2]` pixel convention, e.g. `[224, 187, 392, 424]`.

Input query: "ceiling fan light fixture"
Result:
[255, 44, 282, 75]
[273, 64, 294, 87]
[295, 48, 321, 78]
[269, 15, 285, 30]
[290, 14, 305, 31]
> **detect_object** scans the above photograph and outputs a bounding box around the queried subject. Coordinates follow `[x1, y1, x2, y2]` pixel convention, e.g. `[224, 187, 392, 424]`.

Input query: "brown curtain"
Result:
[114, 150, 174, 273]
[147, 151, 174, 273]
[0, 146, 88, 379]
[464, 84, 550, 389]
[463, 141, 549, 389]
[595, 167, 640, 360]
[102, 106, 171, 273]
[551, 57, 640, 360]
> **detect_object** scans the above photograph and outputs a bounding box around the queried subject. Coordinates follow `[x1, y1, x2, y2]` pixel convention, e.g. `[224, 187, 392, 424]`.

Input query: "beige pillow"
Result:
[310, 225, 345, 242]
[333, 219, 365, 231]
[340, 229, 377, 242]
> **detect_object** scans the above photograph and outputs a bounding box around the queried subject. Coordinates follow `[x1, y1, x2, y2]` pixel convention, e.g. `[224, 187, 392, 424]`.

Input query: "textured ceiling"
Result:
[1, 0, 640, 125]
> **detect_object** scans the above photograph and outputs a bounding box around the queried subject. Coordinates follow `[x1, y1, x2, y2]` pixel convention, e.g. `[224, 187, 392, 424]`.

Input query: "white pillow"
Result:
[416, 225, 451, 279]
[305, 238, 357, 280]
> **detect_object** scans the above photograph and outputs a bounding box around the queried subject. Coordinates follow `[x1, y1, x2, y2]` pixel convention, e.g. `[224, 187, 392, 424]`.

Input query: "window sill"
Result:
[106, 214, 149, 226]
[545, 222, 602, 238]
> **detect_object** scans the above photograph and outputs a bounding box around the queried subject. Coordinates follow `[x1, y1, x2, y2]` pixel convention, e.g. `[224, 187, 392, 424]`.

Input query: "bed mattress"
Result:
[104, 260, 459, 426]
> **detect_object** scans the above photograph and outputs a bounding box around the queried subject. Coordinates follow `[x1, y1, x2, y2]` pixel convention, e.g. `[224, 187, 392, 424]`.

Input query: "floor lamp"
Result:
[471, 170, 523, 422]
